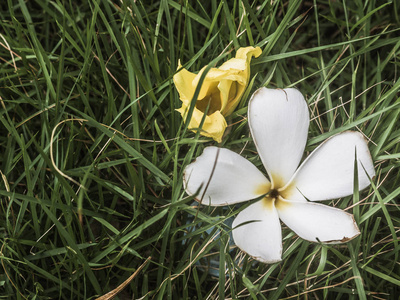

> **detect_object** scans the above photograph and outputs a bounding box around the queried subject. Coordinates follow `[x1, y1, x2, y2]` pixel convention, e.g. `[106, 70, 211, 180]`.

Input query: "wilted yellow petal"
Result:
[173, 61, 197, 103]
[177, 103, 227, 143]
[196, 65, 245, 85]
[201, 110, 227, 143]
[221, 81, 246, 116]
[192, 68, 220, 101]
[235, 46, 262, 61]
[194, 68, 245, 113]
[218, 80, 238, 112]
[174, 46, 262, 142]
[220, 46, 261, 116]
[219, 58, 247, 72]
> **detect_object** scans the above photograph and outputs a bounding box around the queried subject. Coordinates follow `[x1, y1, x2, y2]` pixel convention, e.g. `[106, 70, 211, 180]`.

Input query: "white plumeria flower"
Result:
[183, 87, 375, 263]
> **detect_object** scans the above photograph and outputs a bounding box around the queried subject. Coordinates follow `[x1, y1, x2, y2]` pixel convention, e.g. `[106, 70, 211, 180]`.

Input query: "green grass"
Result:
[1, 0, 399, 299]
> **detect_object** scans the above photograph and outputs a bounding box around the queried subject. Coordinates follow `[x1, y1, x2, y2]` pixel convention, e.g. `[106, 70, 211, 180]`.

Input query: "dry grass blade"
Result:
[95, 257, 151, 300]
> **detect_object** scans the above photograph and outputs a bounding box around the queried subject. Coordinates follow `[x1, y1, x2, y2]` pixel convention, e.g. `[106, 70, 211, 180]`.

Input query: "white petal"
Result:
[184, 147, 270, 206]
[248, 88, 309, 188]
[284, 131, 375, 201]
[277, 199, 360, 243]
[232, 200, 282, 263]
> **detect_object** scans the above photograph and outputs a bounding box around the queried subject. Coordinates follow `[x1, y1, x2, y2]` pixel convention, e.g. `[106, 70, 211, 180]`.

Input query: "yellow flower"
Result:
[174, 46, 262, 142]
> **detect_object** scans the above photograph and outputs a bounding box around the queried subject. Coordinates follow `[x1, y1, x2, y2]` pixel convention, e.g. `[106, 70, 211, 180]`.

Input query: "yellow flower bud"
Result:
[174, 46, 262, 142]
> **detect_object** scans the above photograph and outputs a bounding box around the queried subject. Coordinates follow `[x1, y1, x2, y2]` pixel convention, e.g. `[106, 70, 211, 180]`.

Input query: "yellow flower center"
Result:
[228, 81, 238, 102]
[195, 91, 221, 116]
[194, 81, 239, 116]
[269, 188, 279, 198]
[259, 174, 294, 211]
[262, 190, 284, 210]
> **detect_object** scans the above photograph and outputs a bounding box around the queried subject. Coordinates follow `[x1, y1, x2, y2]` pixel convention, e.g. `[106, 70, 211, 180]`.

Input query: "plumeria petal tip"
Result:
[232, 200, 282, 263]
[277, 200, 360, 243]
[285, 131, 376, 201]
[248, 87, 309, 188]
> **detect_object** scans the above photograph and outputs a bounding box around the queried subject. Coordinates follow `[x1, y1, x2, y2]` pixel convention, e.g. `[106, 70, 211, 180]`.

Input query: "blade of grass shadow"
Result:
[168, 0, 211, 28]
[241, 0, 266, 40]
[17, 0, 57, 101]
[90, 208, 168, 263]
[258, 0, 301, 53]
[367, 178, 398, 253]
[66, 110, 170, 183]
[308, 101, 400, 147]
[348, 242, 367, 300]
[256, 29, 400, 64]
[39, 204, 102, 294]
[269, 242, 308, 300]
[21, 257, 82, 297]
[218, 233, 227, 299]
[362, 266, 400, 287]
[222, 1, 239, 49]
[360, 185, 400, 224]
[371, 109, 400, 158]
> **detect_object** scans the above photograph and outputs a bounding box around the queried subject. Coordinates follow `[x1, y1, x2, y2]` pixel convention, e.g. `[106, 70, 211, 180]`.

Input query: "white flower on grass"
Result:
[183, 87, 375, 263]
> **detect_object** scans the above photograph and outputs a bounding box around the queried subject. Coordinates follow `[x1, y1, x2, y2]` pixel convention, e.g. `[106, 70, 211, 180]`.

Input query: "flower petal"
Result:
[219, 46, 262, 115]
[284, 131, 375, 201]
[173, 62, 198, 101]
[219, 46, 262, 73]
[277, 199, 360, 243]
[177, 104, 227, 142]
[232, 200, 282, 263]
[221, 81, 247, 116]
[235, 46, 262, 61]
[184, 147, 270, 206]
[194, 67, 245, 88]
[248, 88, 309, 188]
[218, 80, 246, 114]
[200, 110, 227, 142]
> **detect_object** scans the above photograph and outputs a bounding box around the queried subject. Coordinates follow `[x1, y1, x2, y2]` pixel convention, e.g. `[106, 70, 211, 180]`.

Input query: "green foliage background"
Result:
[0, 0, 399, 299]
